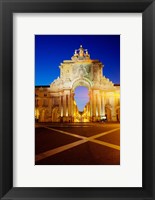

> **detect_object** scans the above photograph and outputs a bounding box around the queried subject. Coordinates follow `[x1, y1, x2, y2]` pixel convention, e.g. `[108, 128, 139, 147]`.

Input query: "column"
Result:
[68, 93, 71, 117]
[59, 95, 61, 116]
[101, 92, 105, 116]
[95, 93, 98, 116]
[63, 94, 66, 117]
[97, 93, 101, 117]
[71, 93, 75, 120]
[59, 95, 63, 117]
[89, 90, 93, 118]
[92, 90, 94, 117]
[87, 104, 89, 115]
[93, 91, 96, 117]
[111, 94, 117, 121]
[70, 93, 72, 117]
[66, 94, 68, 117]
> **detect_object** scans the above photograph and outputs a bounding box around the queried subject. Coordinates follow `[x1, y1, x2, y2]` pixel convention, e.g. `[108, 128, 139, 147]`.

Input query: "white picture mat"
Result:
[13, 13, 142, 187]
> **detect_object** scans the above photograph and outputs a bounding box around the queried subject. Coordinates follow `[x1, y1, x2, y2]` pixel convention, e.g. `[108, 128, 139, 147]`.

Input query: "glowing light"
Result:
[35, 108, 40, 119]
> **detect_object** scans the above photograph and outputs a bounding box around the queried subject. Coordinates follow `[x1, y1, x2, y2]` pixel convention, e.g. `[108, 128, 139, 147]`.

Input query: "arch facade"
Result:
[72, 77, 92, 91]
[35, 45, 120, 122]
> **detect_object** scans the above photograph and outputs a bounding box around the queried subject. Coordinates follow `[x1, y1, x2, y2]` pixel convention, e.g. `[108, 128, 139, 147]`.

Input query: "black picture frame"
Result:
[0, 0, 155, 199]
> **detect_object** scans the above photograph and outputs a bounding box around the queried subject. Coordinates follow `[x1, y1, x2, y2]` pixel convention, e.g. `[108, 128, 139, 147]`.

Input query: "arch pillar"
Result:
[89, 90, 93, 120]
[93, 90, 97, 121]
[66, 93, 70, 119]
[71, 92, 75, 122]
[97, 91, 101, 119]
[101, 92, 105, 117]
[63, 93, 66, 117]
[59, 95, 63, 117]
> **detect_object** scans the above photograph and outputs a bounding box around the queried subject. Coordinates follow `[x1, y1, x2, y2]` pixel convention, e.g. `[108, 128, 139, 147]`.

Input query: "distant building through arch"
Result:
[35, 45, 120, 122]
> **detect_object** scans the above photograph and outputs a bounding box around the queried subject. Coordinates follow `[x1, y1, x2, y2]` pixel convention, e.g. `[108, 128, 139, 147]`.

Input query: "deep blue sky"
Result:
[35, 35, 120, 111]
[35, 35, 120, 85]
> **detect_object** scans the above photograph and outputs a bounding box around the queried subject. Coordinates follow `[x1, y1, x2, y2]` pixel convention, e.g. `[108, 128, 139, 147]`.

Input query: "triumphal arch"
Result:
[35, 45, 120, 122]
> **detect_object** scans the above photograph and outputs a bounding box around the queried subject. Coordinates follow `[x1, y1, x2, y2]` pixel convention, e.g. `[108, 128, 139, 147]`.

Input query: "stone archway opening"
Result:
[74, 86, 89, 112]
[72, 78, 91, 122]
[74, 86, 90, 122]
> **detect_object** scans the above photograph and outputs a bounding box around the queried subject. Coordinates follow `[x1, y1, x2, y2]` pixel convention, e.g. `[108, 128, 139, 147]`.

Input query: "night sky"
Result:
[35, 35, 120, 111]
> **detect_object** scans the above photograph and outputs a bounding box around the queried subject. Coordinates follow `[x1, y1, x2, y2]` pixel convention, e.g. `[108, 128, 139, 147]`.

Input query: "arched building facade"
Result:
[35, 45, 120, 122]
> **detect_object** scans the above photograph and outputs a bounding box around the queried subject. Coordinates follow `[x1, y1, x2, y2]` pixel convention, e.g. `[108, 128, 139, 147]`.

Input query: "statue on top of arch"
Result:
[71, 45, 90, 61]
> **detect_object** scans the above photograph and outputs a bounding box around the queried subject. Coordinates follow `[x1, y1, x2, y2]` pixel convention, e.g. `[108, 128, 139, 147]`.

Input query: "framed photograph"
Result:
[0, 0, 154, 199]
[35, 34, 120, 166]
